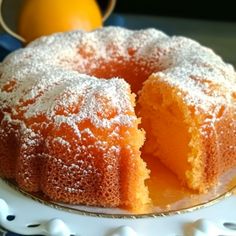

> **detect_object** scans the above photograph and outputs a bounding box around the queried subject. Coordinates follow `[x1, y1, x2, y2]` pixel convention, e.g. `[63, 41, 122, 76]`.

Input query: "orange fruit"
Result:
[18, 0, 103, 42]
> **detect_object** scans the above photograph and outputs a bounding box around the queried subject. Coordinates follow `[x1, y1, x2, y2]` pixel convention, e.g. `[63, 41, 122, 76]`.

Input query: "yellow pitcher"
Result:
[0, 0, 116, 43]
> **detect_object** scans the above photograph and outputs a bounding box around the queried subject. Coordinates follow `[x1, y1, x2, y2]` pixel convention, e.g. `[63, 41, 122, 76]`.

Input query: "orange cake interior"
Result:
[139, 76, 207, 192]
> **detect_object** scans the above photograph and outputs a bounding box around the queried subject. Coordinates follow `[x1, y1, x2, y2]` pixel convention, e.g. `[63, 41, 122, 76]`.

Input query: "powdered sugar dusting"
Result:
[0, 61, 135, 129]
[0, 26, 235, 141]
[146, 35, 236, 113]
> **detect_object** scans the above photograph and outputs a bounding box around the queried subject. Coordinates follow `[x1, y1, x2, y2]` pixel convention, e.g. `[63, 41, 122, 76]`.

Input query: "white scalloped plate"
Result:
[1, 178, 236, 236]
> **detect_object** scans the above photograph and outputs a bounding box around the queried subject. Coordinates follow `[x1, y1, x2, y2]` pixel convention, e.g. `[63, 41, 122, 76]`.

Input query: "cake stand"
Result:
[1, 178, 236, 236]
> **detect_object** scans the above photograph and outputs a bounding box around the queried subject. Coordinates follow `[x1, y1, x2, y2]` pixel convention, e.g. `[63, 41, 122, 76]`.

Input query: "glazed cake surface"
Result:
[0, 27, 236, 211]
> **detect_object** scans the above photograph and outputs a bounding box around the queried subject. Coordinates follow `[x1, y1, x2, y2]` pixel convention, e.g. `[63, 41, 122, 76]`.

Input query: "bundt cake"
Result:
[0, 27, 236, 211]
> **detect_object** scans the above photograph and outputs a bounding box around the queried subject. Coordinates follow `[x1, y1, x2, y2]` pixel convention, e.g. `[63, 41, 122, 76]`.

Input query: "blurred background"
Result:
[101, 0, 236, 22]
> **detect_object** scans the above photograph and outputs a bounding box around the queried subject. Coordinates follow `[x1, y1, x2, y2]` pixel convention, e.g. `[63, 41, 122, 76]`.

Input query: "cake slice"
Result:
[139, 62, 236, 192]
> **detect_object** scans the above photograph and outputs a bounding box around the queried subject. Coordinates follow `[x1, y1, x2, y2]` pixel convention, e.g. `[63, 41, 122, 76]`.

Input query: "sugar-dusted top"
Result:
[151, 36, 236, 113]
[0, 26, 236, 132]
[0, 62, 134, 129]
